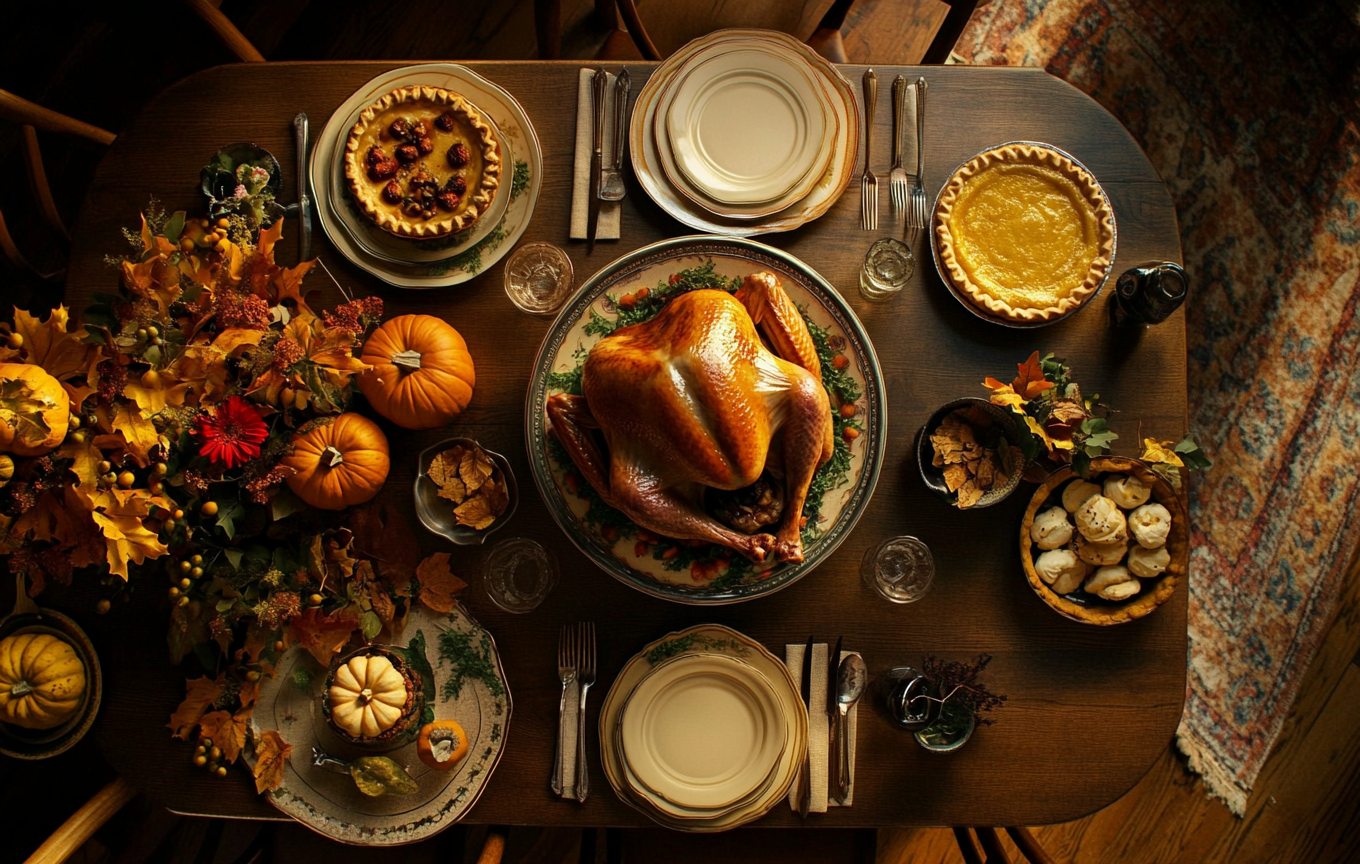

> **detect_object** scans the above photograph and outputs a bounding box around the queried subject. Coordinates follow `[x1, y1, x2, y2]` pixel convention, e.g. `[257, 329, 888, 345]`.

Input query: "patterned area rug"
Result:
[951, 0, 1360, 815]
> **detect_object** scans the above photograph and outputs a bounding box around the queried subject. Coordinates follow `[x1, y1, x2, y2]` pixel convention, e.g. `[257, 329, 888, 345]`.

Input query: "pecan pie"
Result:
[344, 85, 501, 238]
[934, 143, 1115, 323]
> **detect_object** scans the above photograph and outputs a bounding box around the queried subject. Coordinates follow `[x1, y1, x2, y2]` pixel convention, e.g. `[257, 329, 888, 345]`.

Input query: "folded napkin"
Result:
[557, 678, 581, 799]
[785, 643, 860, 812]
[571, 68, 623, 241]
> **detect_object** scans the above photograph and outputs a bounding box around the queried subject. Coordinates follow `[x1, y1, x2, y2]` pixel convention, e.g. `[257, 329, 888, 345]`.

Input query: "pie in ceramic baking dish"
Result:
[933, 142, 1115, 323]
[343, 85, 502, 238]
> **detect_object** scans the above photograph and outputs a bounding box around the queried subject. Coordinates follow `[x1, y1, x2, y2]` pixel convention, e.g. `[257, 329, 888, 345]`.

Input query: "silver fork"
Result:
[575, 622, 597, 802]
[909, 77, 929, 243]
[889, 75, 909, 218]
[551, 624, 577, 797]
[859, 68, 878, 231]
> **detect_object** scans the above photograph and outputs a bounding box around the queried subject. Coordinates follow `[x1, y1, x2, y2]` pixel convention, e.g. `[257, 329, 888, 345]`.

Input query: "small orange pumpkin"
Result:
[0, 363, 70, 456]
[281, 413, 390, 510]
[358, 315, 475, 430]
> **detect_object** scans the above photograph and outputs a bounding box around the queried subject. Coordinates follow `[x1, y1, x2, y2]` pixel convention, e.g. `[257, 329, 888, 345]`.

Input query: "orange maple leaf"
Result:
[197, 709, 249, 764]
[288, 607, 360, 665]
[251, 729, 292, 794]
[415, 552, 467, 614]
[167, 675, 225, 740]
[983, 377, 1026, 410]
[1011, 351, 1054, 400]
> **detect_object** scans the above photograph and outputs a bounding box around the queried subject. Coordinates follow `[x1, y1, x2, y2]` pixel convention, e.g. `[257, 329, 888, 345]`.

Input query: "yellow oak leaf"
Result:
[167, 675, 225, 740]
[212, 328, 267, 356]
[252, 730, 292, 794]
[112, 407, 158, 467]
[1140, 438, 1185, 468]
[91, 503, 168, 580]
[198, 709, 249, 764]
[983, 378, 1026, 410]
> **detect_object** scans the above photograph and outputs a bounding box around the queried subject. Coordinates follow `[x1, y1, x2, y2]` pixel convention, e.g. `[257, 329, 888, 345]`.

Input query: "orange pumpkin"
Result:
[0, 363, 70, 456]
[281, 413, 390, 510]
[358, 315, 475, 430]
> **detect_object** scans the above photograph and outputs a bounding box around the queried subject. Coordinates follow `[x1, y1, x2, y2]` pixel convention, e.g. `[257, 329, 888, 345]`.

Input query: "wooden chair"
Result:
[955, 826, 1059, 864]
[182, 0, 266, 63]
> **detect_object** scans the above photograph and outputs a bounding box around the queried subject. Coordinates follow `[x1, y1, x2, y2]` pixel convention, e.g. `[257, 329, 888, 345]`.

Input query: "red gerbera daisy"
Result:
[196, 396, 269, 469]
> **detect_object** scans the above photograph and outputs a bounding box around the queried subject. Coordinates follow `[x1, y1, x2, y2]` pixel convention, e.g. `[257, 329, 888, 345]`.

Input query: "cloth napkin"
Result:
[556, 678, 581, 799]
[570, 68, 623, 241]
[785, 643, 860, 812]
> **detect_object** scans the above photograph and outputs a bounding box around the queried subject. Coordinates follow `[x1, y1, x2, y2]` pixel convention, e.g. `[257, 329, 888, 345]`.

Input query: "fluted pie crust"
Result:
[934, 143, 1115, 322]
[344, 86, 501, 239]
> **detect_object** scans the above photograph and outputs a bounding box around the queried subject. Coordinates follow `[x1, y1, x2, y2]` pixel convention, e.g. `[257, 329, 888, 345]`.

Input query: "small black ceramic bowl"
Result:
[916, 397, 1024, 509]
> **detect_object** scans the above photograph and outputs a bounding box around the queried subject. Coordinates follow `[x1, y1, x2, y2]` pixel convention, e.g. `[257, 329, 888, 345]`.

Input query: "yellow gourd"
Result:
[0, 632, 86, 730]
[327, 653, 409, 739]
[0, 454, 13, 488]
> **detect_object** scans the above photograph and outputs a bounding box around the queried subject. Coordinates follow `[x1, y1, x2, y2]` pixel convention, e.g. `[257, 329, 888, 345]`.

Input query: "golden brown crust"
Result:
[934, 143, 1115, 322]
[1019, 457, 1185, 626]
[343, 85, 501, 239]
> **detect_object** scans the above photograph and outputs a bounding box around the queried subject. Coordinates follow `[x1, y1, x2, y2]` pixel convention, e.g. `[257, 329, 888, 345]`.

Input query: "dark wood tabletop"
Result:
[60, 60, 1186, 829]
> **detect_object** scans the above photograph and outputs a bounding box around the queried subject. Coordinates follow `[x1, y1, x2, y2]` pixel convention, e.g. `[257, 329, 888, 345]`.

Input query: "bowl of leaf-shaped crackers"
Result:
[917, 398, 1025, 509]
[415, 438, 519, 545]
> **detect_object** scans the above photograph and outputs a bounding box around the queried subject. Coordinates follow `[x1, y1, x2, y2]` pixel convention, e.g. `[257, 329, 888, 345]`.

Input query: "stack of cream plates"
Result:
[600, 624, 808, 831]
[631, 29, 859, 237]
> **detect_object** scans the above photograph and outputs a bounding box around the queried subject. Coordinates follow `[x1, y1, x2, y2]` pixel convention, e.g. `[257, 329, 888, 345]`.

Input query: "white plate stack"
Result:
[630, 29, 860, 237]
[600, 624, 808, 831]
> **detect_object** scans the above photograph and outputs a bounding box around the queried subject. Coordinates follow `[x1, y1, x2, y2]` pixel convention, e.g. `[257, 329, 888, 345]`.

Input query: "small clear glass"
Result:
[861, 536, 934, 603]
[483, 537, 559, 613]
[504, 242, 574, 316]
[859, 238, 915, 302]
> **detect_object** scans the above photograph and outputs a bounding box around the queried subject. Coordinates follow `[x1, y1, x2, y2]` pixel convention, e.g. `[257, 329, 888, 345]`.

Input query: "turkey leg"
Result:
[546, 394, 616, 507]
[607, 467, 777, 563]
[768, 374, 831, 563]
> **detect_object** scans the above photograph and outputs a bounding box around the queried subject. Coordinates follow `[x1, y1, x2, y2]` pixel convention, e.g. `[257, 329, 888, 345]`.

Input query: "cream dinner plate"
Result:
[665, 48, 825, 205]
[629, 30, 858, 236]
[619, 653, 786, 810]
[599, 624, 807, 832]
[651, 40, 838, 220]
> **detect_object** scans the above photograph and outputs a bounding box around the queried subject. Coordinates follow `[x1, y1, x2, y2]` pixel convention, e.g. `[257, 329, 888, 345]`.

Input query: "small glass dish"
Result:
[504, 242, 574, 315]
[414, 438, 519, 545]
[859, 237, 914, 302]
[483, 537, 558, 613]
[861, 536, 934, 603]
[916, 397, 1024, 509]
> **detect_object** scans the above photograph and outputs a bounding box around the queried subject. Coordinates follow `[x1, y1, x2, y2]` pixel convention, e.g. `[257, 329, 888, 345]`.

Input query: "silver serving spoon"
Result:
[598, 70, 630, 202]
[833, 653, 867, 803]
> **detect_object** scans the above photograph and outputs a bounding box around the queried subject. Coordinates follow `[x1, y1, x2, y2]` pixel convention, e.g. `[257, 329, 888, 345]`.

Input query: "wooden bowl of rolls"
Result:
[1019, 456, 1187, 625]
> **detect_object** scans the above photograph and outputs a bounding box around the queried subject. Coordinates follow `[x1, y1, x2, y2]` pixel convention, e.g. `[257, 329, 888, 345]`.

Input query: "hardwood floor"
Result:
[2, 1, 1357, 862]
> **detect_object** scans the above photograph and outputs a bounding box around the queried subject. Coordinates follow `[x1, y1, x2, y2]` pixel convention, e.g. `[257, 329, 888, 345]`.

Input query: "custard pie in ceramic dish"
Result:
[343, 85, 501, 238]
[933, 142, 1115, 324]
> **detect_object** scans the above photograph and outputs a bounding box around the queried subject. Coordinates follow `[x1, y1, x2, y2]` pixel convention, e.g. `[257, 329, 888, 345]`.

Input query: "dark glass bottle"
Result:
[1111, 262, 1188, 327]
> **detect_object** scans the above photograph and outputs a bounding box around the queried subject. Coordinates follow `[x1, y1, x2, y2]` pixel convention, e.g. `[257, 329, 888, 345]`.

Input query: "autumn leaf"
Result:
[289, 606, 360, 665]
[112, 406, 158, 467]
[167, 675, 225, 740]
[252, 729, 292, 794]
[91, 491, 169, 579]
[212, 328, 267, 356]
[0, 377, 55, 446]
[349, 501, 419, 588]
[198, 709, 249, 763]
[11, 306, 95, 382]
[1011, 351, 1055, 400]
[983, 377, 1026, 410]
[415, 552, 467, 614]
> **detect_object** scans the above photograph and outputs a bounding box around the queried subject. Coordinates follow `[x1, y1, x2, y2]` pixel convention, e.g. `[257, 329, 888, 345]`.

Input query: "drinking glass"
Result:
[483, 537, 559, 613]
[861, 536, 934, 603]
[504, 242, 574, 316]
[859, 238, 914, 302]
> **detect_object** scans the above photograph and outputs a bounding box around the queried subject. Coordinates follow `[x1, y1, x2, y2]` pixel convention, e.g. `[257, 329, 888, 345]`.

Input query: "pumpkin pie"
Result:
[343, 85, 502, 239]
[934, 143, 1115, 323]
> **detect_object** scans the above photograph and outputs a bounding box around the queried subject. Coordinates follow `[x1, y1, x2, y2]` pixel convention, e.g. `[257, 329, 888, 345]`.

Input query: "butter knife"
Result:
[826, 635, 842, 801]
[293, 112, 312, 261]
[797, 634, 814, 818]
[587, 69, 607, 254]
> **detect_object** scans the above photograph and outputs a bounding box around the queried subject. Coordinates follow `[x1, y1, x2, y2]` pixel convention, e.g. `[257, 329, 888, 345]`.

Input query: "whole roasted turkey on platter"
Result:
[548, 271, 834, 564]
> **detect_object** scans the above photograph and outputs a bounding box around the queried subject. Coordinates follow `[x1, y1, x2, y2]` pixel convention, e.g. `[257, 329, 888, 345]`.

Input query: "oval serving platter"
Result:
[525, 236, 886, 605]
[246, 603, 510, 845]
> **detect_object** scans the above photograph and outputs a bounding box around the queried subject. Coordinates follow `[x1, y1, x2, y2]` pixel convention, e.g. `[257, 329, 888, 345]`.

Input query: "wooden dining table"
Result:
[60, 59, 1187, 831]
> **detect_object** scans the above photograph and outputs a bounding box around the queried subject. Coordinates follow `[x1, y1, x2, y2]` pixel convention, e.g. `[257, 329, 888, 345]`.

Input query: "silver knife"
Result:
[293, 112, 312, 260]
[826, 635, 842, 802]
[587, 69, 607, 254]
[797, 634, 814, 818]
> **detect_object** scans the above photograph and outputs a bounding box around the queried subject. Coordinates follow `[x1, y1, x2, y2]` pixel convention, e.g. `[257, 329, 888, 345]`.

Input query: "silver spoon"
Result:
[833, 653, 867, 803]
[598, 70, 630, 202]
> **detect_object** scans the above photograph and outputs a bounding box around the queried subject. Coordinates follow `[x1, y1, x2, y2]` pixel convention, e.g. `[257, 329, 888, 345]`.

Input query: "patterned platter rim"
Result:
[524, 235, 888, 605]
[928, 140, 1119, 329]
[245, 604, 511, 846]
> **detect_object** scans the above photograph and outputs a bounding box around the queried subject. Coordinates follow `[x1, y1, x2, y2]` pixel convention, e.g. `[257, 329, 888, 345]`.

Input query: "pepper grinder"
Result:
[1112, 261, 1189, 327]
